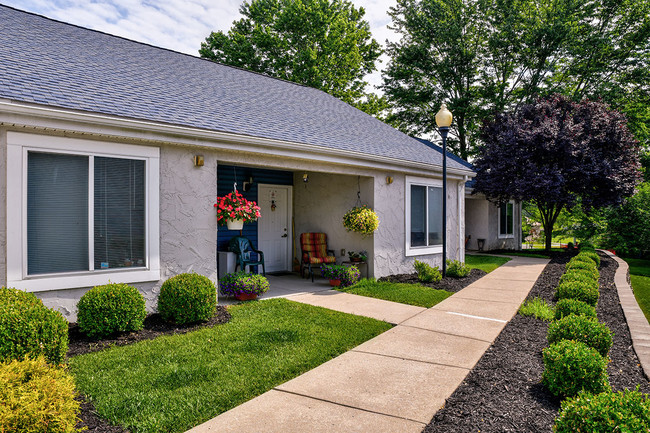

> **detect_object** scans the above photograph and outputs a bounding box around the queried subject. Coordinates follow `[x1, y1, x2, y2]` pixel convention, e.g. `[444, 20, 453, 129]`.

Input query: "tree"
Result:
[602, 182, 650, 257]
[473, 94, 641, 251]
[199, 0, 382, 113]
[382, 0, 650, 160]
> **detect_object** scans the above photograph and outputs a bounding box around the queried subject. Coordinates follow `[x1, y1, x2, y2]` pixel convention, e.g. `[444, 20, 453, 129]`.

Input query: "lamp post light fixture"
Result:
[435, 103, 452, 277]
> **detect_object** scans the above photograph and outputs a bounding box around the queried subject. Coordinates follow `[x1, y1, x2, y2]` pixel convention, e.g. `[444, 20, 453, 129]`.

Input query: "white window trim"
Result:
[498, 200, 515, 239]
[6, 132, 160, 292]
[405, 175, 444, 257]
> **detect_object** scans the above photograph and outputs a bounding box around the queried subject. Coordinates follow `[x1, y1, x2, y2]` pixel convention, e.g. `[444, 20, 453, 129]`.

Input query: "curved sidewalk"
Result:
[187, 256, 549, 433]
[604, 251, 650, 379]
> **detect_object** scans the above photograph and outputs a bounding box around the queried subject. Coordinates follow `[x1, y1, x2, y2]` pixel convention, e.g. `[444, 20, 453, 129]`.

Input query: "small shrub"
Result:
[554, 388, 650, 433]
[560, 269, 599, 285]
[159, 273, 217, 325]
[554, 298, 597, 320]
[542, 340, 610, 398]
[565, 261, 600, 280]
[548, 315, 613, 357]
[77, 283, 146, 339]
[555, 280, 599, 306]
[578, 251, 601, 267]
[414, 260, 442, 283]
[569, 255, 598, 268]
[0, 287, 68, 365]
[0, 356, 81, 432]
[579, 241, 596, 251]
[519, 298, 554, 321]
[446, 259, 470, 278]
[320, 264, 349, 281]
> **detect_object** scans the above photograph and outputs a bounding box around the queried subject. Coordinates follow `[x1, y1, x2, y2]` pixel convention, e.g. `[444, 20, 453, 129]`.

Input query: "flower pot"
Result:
[350, 257, 362, 262]
[235, 292, 258, 301]
[227, 219, 244, 230]
[329, 279, 341, 287]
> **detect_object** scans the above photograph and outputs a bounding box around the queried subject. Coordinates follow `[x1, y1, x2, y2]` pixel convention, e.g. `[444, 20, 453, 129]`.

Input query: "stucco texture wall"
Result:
[0, 130, 6, 287]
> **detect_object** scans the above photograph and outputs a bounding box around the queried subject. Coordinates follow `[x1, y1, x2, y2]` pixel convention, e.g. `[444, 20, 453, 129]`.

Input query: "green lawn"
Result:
[465, 254, 511, 273]
[69, 299, 391, 433]
[625, 258, 650, 323]
[336, 279, 452, 307]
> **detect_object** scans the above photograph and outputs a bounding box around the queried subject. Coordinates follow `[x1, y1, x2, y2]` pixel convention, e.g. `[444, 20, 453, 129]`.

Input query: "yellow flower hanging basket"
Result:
[342, 206, 379, 236]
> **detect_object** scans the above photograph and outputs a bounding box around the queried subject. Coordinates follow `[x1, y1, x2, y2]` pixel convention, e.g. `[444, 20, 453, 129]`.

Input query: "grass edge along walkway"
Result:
[625, 257, 650, 323]
[69, 298, 391, 433]
[337, 255, 510, 307]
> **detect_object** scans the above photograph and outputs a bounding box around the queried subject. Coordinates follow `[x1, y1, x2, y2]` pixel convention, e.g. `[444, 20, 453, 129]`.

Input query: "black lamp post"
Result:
[435, 104, 452, 277]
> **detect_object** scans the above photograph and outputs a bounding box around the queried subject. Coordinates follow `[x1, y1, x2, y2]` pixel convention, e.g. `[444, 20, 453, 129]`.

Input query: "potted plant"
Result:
[347, 251, 368, 262]
[214, 191, 261, 230]
[343, 206, 379, 236]
[219, 271, 269, 300]
[321, 264, 361, 287]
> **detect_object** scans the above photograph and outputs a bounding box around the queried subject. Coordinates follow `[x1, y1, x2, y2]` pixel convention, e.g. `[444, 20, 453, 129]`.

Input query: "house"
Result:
[416, 139, 523, 252]
[0, 5, 474, 319]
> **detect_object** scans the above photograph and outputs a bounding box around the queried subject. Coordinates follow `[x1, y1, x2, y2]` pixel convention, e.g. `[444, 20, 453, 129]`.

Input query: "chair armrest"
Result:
[327, 249, 335, 257]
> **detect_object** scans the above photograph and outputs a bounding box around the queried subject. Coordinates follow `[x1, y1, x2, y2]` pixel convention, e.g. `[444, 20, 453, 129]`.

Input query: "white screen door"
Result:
[258, 185, 292, 273]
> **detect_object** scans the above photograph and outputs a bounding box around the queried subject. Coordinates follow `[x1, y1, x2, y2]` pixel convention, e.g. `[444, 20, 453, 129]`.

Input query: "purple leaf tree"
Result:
[473, 94, 641, 251]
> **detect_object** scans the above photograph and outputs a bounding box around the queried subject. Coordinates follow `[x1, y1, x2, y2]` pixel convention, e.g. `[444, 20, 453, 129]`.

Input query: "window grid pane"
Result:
[428, 187, 442, 245]
[411, 185, 426, 247]
[27, 152, 89, 274]
[94, 157, 146, 270]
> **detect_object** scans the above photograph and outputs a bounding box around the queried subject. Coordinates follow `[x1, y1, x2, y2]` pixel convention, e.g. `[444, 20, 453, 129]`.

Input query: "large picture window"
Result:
[7, 132, 160, 292]
[406, 177, 443, 256]
[499, 202, 514, 237]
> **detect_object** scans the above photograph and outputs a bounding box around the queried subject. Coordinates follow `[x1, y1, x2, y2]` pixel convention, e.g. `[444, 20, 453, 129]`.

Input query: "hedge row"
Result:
[543, 249, 649, 430]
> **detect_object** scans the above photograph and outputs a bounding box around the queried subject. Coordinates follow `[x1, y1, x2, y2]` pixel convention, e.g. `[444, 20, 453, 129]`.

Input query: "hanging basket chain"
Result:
[356, 175, 362, 207]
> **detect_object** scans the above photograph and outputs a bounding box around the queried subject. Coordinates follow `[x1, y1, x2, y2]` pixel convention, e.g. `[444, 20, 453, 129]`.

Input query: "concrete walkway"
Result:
[604, 251, 650, 379]
[188, 256, 549, 433]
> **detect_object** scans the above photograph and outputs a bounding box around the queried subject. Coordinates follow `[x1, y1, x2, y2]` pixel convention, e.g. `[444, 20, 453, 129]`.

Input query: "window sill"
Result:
[405, 245, 443, 257]
[7, 268, 161, 292]
[498, 234, 515, 239]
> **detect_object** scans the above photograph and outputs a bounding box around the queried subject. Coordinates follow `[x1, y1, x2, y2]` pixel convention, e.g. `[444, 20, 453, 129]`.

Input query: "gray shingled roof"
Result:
[0, 5, 470, 171]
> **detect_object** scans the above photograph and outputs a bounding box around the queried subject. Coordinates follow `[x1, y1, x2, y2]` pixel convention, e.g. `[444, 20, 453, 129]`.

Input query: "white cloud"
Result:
[4, 0, 399, 93]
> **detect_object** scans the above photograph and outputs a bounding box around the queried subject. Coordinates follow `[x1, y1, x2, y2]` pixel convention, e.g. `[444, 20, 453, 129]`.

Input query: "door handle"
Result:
[281, 234, 288, 238]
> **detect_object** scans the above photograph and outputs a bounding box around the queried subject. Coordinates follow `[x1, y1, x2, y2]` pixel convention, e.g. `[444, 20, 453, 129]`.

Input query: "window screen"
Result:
[500, 202, 514, 235]
[410, 184, 443, 248]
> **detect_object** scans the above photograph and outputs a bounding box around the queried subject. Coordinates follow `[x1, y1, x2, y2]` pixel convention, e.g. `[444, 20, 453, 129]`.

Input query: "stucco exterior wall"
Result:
[0, 129, 6, 287]
[465, 197, 490, 251]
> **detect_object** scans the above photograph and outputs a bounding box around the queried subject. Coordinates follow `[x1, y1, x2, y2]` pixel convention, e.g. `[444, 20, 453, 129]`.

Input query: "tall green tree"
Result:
[199, 0, 383, 114]
[383, 0, 650, 160]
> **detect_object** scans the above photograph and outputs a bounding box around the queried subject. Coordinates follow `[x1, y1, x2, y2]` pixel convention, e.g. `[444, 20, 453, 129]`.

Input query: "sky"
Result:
[3, 0, 400, 92]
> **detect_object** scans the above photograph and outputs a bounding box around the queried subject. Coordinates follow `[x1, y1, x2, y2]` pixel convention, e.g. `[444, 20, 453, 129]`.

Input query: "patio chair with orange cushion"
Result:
[300, 232, 337, 282]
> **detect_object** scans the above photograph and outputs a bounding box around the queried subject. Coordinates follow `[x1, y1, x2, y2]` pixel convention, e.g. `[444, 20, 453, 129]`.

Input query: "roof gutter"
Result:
[0, 99, 476, 178]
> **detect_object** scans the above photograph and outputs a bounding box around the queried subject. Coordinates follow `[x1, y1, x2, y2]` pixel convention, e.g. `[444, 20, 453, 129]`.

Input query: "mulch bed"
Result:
[424, 252, 650, 433]
[69, 306, 231, 433]
[378, 268, 487, 293]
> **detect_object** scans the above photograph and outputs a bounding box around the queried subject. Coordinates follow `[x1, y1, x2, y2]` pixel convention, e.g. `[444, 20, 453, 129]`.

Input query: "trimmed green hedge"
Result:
[77, 283, 146, 339]
[542, 340, 610, 398]
[0, 287, 68, 365]
[555, 280, 599, 306]
[555, 389, 650, 432]
[554, 298, 597, 320]
[158, 273, 217, 324]
[547, 315, 613, 357]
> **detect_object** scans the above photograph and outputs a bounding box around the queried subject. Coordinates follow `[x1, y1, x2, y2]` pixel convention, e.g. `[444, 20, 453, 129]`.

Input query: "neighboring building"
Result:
[0, 6, 474, 319]
[416, 139, 523, 252]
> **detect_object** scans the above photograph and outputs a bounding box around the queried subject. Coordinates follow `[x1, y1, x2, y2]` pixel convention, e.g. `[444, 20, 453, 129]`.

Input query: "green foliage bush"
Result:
[547, 315, 613, 357]
[158, 273, 217, 324]
[219, 271, 270, 296]
[414, 260, 442, 283]
[77, 283, 146, 339]
[565, 261, 600, 280]
[554, 389, 650, 433]
[0, 356, 80, 432]
[569, 255, 598, 268]
[555, 280, 600, 306]
[0, 287, 68, 365]
[542, 340, 610, 398]
[560, 269, 600, 285]
[576, 251, 600, 267]
[554, 298, 597, 320]
[601, 182, 650, 257]
[519, 298, 554, 321]
[446, 259, 470, 278]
